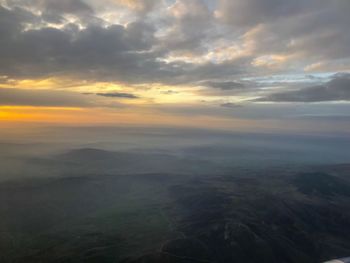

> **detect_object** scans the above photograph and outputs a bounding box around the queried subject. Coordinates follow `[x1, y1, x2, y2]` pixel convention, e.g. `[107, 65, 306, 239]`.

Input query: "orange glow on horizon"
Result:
[0, 105, 263, 131]
[0, 106, 84, 122]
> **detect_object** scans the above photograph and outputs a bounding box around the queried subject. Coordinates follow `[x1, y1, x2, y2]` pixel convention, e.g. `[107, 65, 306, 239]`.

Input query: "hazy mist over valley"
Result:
[1, 126, 350, 263]
[1, 126, 350, 182]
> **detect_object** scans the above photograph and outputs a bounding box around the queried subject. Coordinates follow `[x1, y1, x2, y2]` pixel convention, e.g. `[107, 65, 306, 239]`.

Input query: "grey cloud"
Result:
[43, 0, 93, 14]
[5, 0, 94, 23]
[0, 87, 92, 107]
[124, 0, 160, 15]
[205, 81, 245, 90]
[216, 0, 306, 27]
[258, 73, 350, 102]
[1, 0, 350, 90]
[161, 90, 179, 95]
[0, 6, 166, 83]
[0, 4, 38, 35]
[197, 78, 261, 97]
[216, 0, 350, 69]
[160, 0, 214, 55]
[268, 3, 350, 61]
[220, 102, 243, 108]
[0, 4, 248, 85]
[167, 58, 249, 85]
[95, 92, 139, 99]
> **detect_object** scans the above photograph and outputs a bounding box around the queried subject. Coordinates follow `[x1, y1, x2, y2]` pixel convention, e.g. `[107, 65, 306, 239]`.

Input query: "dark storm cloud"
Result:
[0, 88, 91, 107]
[259, 74, 350, 102]
[95, 92, 139, 99]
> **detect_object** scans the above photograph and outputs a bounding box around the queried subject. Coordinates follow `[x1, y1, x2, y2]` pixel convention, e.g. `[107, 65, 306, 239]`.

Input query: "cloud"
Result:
[41, 0, 93, 16]
[4, 0, 95, 24]
[220, 102, 243, 108]
[258, 73, 350, 102]
[116, 0, 159, 15]
[95, 92, 139, 99]
[0, 4, 243, 86]
[215, 0, 350, 72]
[161, 90, 179, 95]
[216, 0, 305, 27]
[162, 0, 213, 55]
[0, 88, 91, 107]
[0, 6, 164, 83]
[205, 81, 245, 90]
[0, 0, 350, 92]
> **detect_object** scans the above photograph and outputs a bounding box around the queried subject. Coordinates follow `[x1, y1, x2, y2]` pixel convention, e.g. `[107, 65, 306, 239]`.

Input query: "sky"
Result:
[1, 0, 350, 135]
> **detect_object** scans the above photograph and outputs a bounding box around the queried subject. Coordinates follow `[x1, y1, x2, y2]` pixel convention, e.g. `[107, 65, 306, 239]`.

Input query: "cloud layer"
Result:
[0, 87, 90, 107]
[95, 92, 139, 99]
[259, 74, 350, 102]
[0, 0, 350, 130]
[1, 0, 348, 86]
